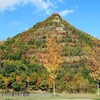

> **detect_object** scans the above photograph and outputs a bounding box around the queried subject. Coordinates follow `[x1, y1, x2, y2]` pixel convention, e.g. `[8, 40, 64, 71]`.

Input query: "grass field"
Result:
[0, 94, 100, 100]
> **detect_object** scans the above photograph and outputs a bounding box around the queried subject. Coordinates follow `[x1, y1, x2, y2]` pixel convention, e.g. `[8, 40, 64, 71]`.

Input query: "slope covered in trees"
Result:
[0, 13, 100, 93]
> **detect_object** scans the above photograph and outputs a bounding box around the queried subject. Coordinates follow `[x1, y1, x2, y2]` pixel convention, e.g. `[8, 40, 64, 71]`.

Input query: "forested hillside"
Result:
[0, 13, 100, 93]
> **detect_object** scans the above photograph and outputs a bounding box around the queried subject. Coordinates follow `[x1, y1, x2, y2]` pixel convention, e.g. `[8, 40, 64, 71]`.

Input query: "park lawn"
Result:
[0, 94, 100, 100]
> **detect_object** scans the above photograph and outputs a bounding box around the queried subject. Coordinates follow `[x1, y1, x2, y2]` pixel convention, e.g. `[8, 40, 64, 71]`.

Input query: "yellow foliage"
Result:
[42, 35, 64, 80]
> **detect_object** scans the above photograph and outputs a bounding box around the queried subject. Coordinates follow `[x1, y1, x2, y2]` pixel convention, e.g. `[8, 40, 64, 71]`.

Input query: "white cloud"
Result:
[0, 0, 74, 16]
[0, 0, 52, 14]
[59, 9, 74, 16]
[0, 0, 22, 12]
[30, 0, 52, 14]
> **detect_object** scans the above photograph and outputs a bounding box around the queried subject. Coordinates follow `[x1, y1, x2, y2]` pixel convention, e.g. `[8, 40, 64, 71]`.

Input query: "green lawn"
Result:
[0, 94, 100, 100]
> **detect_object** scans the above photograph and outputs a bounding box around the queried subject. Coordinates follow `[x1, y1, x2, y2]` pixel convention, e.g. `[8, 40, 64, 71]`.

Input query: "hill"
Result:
[0, 13, 100, 93]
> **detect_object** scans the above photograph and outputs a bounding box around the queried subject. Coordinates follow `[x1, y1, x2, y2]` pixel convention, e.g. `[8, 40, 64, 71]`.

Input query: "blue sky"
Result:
[0, 0, 100, 41]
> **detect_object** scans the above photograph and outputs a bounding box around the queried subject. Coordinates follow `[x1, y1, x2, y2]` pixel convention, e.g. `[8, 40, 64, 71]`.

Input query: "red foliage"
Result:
[66, 60, 73, 64]
[11, 44, 16, 48]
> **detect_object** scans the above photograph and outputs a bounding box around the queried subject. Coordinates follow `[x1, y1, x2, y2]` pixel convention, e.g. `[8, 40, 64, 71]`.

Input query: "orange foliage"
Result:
[87, 57, 100, 82]
[4, 77, 8, 86]
[46, 75, 52, 85]
[16, 75, 20, 82]
[36, 76, 41, 86]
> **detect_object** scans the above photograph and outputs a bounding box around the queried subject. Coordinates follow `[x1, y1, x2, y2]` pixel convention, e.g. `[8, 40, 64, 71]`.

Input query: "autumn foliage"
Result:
[40, 35, 64, 94]
[41, 35, 64, 80]
[4, 77, 9, 86]
[26, 76, 30, 83]
[0, 13, 100, 93]
[15, 75, 20, 82]
[87, 57, 100, 81]
[87, 52, 100, 95]
[36, 76, 41, 86]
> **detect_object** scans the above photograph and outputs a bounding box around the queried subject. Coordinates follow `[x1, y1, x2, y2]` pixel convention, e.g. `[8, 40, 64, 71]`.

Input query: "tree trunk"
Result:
[12, 89, 14, 96]
[53, 79, 56, 95]
[97, 83, 99, 95]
